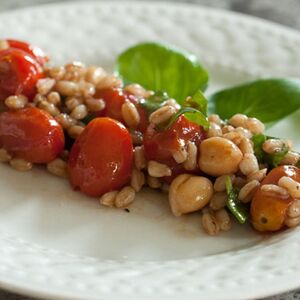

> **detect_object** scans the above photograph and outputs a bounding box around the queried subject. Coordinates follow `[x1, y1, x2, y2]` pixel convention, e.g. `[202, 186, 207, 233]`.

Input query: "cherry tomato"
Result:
[0, 48, 43, 101]
[95, 88, 148, 132]
[68, 117, 133, 197]
[143, 115, 205, 182]
[0, 107, 64, 163]
[251, 166, 300, 232]
[7, 39, 48, 65]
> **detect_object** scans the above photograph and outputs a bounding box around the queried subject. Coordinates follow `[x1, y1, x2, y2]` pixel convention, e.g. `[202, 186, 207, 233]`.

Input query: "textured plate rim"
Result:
[0, 1, 299, 299]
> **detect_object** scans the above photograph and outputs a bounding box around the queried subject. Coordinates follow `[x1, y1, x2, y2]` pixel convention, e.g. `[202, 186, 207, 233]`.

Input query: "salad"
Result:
[0, 39, 299, 235]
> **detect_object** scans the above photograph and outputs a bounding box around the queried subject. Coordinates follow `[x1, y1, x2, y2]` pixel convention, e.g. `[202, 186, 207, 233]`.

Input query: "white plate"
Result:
[0, 1, 300, 299]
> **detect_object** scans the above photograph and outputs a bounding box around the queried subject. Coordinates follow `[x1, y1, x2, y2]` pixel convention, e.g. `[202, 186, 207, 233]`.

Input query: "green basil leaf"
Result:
[209, 78, 300, 124]
[251, 134, 289, 168]
[165, 107, 209, 130]
[139, 91, 169, 113]
[116, 42, 209, 104]
[225, 176, 249, 224]
[252, 134, 267, 163]
[185, 90, 208, 116]
[296, 159, 300, 168]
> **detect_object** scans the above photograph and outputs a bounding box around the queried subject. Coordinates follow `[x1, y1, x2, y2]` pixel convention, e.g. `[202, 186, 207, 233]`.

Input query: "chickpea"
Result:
[169, 174, 213, 216]
[198, 137, 243, 176]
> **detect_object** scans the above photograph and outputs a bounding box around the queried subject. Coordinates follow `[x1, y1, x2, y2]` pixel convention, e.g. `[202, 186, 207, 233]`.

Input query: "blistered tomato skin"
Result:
[0, 107, 65, 163]
[0, 48, 43, 101]
[251, 166, 300, 232]
[7, 39, 48, 65]
[95, 88, 148, 132]
[68, 117, 133, 197]
[143, 115, 205, 181]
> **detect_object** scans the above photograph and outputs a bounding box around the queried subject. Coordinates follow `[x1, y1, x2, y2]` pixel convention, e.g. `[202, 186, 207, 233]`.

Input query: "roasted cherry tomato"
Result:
[68, 117, 133, 197]
[251, 166, 300, 232]
[7, 39, 48, 65]
[0, 48, 43, 101]
[95, 88, 148, 132]
[0, 107, 64, 163]
[143, 115, 205, 181]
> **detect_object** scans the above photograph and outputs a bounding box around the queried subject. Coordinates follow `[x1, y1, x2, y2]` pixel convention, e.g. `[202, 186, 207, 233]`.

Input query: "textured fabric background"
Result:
[0, 0, 300, 299]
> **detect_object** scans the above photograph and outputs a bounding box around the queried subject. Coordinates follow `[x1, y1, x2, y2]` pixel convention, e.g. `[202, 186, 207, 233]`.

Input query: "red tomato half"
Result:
[95, 88, 148, 132]
[143, 115, 205, 181]
[68, 117, 133, 197]
[0, 48, 43, 101]
[7, 39, 48, 65]
[0, 107, 65, 163]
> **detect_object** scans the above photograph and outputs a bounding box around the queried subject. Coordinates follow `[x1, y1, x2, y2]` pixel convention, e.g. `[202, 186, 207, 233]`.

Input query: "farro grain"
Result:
[0, 148, 12, 162]
[238, 180, 260, 203]
[215, 208, 232, 231]
[222, 125, 234, 134]
[96, 75, 122, 90]
[130, 168, 145, 192]
[70, 104, 88, 120]
[280, 151, 300, 166]
[228, 114, 248, 128]
[85, 66, 106, 85]
[239, 138, 254, 154]
[262, 139, 283, 154]
[284, 215, 300, 228]
[209, 192, 227, 210]
[201, 209, 220, 235]
[68, 125, 85, 139]
[183, 141, 197, 171]
[5, 95, 28, 110]
[55, 80, 79, 96]
[115, 186, 135, 208]
[245, 117, 265, 134]
[99, 191, 118, 207]
[223, 131, 243, 145]
[10, 158, 32, 171]
[247, 168, 267, 182]
[47, 91, 61, 105]
[287, 200, 300, 218]
[65, 97, 83, 111]
[149, 105, 176, 125]
[208, 114, 222, 125]
[261, 184, 289, 198]
[134, 146, 146, 170]
[214, 174, 235, 192]
[172, 146, 188, 164]
[278, 176, 300, 199]
[80, 82, 95, 98]
[239, 153, 259, 176]
[85, 98, 105, 112]
[148, 161, 171, 177]
[147, 175, 162, 189]
[124, 84, 151, 98]
[38, 101, 60, 117]
[55, 113, 76, 129]
[207, 122, 222, 138]
[33, 93, 46, 104]
[121, 101, 140, 128]
[36, 78, 55, 95]
[47, 158, 68, 178]
[48, 66, 66, 80]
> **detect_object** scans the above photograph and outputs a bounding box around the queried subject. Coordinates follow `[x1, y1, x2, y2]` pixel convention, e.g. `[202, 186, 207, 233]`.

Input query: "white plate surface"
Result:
[0, 1, 300, 299]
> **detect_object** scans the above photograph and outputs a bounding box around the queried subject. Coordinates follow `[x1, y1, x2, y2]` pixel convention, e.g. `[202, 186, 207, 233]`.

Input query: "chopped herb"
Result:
[225, 176, 249, 224]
